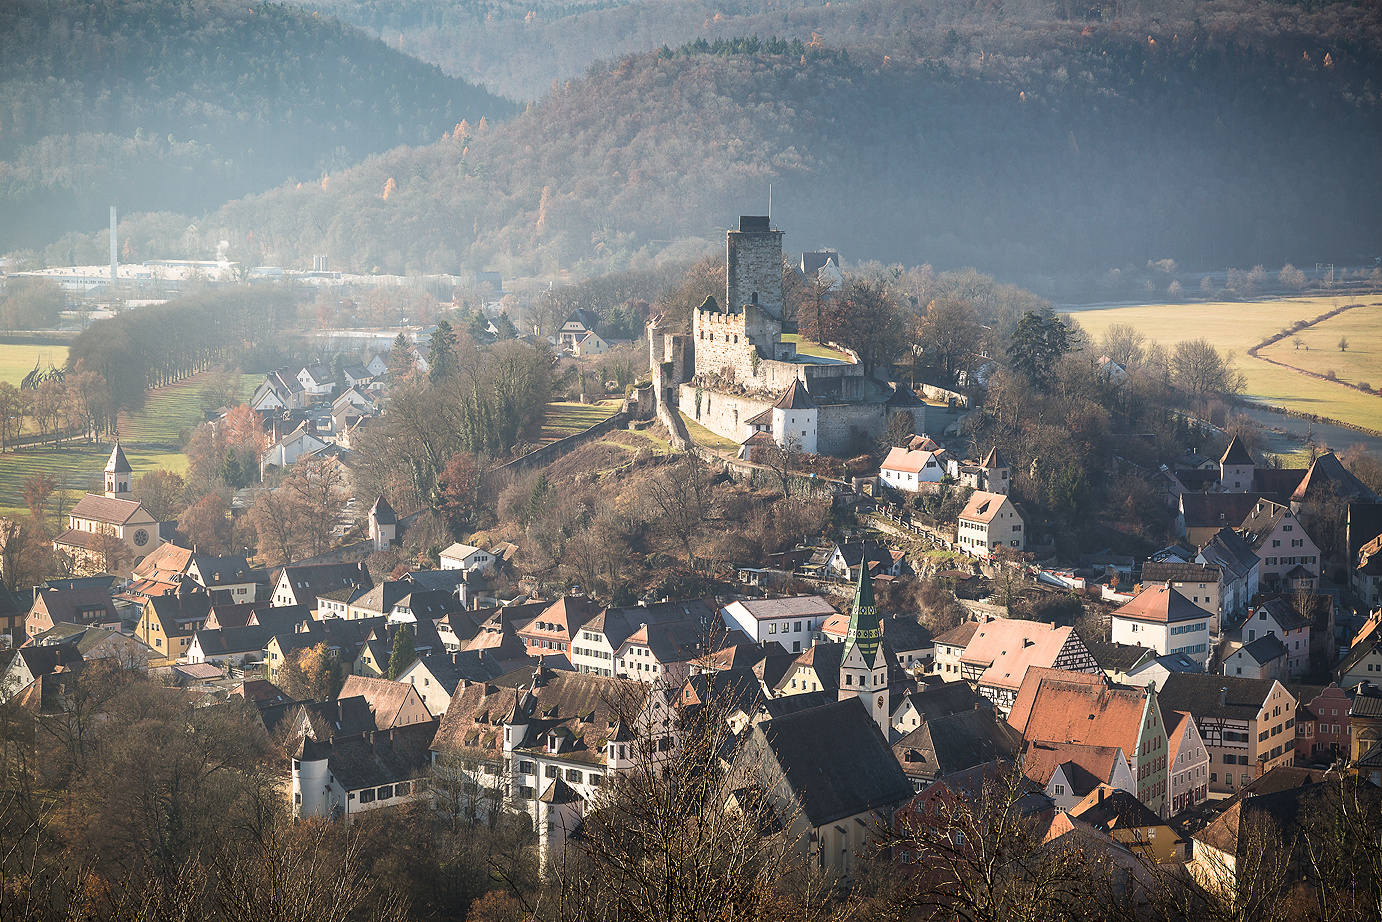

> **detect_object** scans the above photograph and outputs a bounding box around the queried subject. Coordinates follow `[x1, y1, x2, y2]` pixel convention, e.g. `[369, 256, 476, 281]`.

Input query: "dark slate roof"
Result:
[1236, 634, 1289, 665]
[893, 708, 1022, 781]
[1180, 493, 1262, 531]
[299, 696, 378, 740]
[1350, 683, 1382, 719]
[15, 643, 84, 676]
[1253, 468, 1308, 504]
[885, 384, 926, 407]
[190, 556, 255, 587]
[415, 651, 506, 693]
[1239, 500, 1295, 552]
[1291, 452, 1380, 505]
[278, 562, 373, 598]
[1141, 561, 1220, 584]
[682, 667, 766, 718]
[898, 681, 990, 722]
[1086, 641, 1154, 673]
[756, 696, 913, 827]
[772, 379, 817, 410]
[320, 722, 438, 792]
[1220, 435, 1256, 467]
[193, 624, 279, 657]
[370, 495, 397, 525]
[1197, 527, 1260, 580]
[1073, 788, 1168, 833]
[1255, 597, 1313, 633]
[539, 777, 583, 804]
[1159, 674, 1280, 721]
[884, 615, 933, 653]
[757, 690, 835, 720]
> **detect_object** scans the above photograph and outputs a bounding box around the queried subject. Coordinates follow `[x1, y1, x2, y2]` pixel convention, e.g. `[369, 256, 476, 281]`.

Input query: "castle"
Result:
[650, 216, 943, 457]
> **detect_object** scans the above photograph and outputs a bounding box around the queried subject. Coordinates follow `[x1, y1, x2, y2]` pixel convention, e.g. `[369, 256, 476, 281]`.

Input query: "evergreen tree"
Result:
[387, 332, 415, 382]
[429, 319, 459, 383]
[387, 626, 416, 680]
[494, 311, 519, 340]
[1006, 311, 1078, 391]
[331, 353, 346, 393]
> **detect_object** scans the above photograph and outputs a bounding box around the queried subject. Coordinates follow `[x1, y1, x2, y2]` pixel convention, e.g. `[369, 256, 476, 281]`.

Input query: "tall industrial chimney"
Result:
[109, 205, 118, 283]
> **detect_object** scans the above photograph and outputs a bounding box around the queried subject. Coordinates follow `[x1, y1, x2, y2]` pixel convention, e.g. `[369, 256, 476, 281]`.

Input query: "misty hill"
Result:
[168, 15, 1382, 280]
[0, 0, 514, 255]
[296, 0, 1382, 102]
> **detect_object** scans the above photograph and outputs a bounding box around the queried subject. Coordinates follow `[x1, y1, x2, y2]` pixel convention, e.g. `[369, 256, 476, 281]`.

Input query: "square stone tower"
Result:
[727, 215, 783, 326]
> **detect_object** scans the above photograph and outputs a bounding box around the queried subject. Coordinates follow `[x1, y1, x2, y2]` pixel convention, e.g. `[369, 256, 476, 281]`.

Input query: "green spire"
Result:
[843, 555, 882, 668]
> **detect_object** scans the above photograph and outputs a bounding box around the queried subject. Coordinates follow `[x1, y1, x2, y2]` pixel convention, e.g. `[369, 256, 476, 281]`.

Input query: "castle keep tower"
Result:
[726, 215, 783, 321]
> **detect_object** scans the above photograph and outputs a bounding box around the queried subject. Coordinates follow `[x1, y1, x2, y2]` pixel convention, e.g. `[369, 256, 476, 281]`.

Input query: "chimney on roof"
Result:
[1221, 687, 1228, 706]
[1098, 787, 1105, 803]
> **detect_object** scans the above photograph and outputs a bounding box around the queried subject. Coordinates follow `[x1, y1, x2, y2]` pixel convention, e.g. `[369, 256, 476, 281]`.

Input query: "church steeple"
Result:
[843, 558, 881, 668]
[840, 558, 889, 736]
[105, 442, 132, 498]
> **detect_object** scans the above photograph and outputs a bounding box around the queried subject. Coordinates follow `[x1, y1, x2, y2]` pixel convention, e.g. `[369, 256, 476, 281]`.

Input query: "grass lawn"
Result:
[1068, 296, 1382, 431]
[118, 372, 253, 446]
[0, 343, 68, 387]
[0, 441, 185, 519]
[679, 412, 739, 451]
[1258, 302, 1382, 390]
[537, 400, 622, 442]
[781, 334, 852, 363]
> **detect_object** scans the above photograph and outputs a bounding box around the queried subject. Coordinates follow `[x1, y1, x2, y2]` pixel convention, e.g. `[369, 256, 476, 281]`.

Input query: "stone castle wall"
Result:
[726, 226, 784, 322]
[679, 384, 770, 443]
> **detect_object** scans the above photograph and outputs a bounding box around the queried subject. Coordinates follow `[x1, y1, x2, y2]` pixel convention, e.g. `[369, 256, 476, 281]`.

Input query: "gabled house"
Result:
[879, 447, 946, 492]
[1021, 741, 1136, 813]
[24, 587, 118, 639]
[720, 595, 837, 649]
[824, 541, 906, 583]
[1007, 669, 1171, 817]
[292, 722, 437, 822]
[1069, 787, 1185, 864]
[250, 369, 306, 412]
[1225, 636, 1289, 681]
[892, 708, 1022, 791]
[338, 674, 433, 727]
[271, 562, 373, 609]
[1234, 597, 1313, 680]
[439, 542, 496, 574]
[1157, 674, 1298, 795]
[558, 309, 603, 351]
[342, 364, 377, 390]
[931, 618, 1101, 715]
[571, 599, 718, 677]
[572, 330, 610, 356]
[185, 555, 260, 603]
[1111, 584, 1213, 666]
[296, 364, 335, 400]
[612, 619, 744, 687]
[1166, 710, 1210, 815]
[123, 542, 195, 600]
[516, 596, 599, 660]
[138, 587, 215, 663]
[0, 643, 84, 703]
[1178, 493, 1262, 547]
[1195, 527, 1260, 616]
[890, 680, 990, 738]
[729, 696, 914, 880]
[1240, 499, 1321, 589]
[1290, 683, 1353, 764]
[353, 620, 445, 678]
[1138, 561, 1222, 622]
[1336, 611, 1382, 688]
[956, 491, 1024, 557]
[260, 423, 329, 477]
[396, 650, 506, 717]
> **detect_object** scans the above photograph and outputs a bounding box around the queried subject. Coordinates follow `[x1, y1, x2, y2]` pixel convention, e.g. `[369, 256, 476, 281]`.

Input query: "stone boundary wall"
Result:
[484, 411, 630, 484]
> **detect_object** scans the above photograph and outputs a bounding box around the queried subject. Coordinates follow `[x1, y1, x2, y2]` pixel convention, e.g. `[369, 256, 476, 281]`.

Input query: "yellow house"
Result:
[1069, 785, 1184, 864]
[53, 445, 161, 575]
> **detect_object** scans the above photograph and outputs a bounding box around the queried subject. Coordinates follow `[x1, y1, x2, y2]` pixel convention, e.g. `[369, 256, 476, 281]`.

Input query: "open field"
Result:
[0, 343, 68, 387]
[536, 400, 622, 443]
[1068, 296, 1382, 433]
[117, 373, 253, 446]
[781, 334, 852, 364]
[1258, 303, 1382, 390]
[0, 441, 185, 519]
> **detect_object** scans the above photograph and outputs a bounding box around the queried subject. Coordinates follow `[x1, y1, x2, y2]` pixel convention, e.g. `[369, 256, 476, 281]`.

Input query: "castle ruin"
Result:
[650, 215, 946, 457]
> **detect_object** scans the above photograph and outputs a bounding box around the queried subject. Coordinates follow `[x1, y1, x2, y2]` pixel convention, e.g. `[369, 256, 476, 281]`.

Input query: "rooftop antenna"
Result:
[768, 183, 772, 222]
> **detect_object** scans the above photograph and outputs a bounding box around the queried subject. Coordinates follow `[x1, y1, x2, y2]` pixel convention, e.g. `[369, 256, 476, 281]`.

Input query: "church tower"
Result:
[105, 443, 132, 498]
[839, 557, 889, 736]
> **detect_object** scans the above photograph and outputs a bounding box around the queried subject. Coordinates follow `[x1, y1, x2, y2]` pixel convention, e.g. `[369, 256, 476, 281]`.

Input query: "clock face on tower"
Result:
[876, 695, 885, 710]
[133, 529, 149, 547]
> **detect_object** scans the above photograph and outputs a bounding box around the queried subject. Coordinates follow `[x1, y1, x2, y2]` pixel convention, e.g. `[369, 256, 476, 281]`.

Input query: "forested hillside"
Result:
[0, 0, 514, 254]
[172, 12, 1382, 278]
